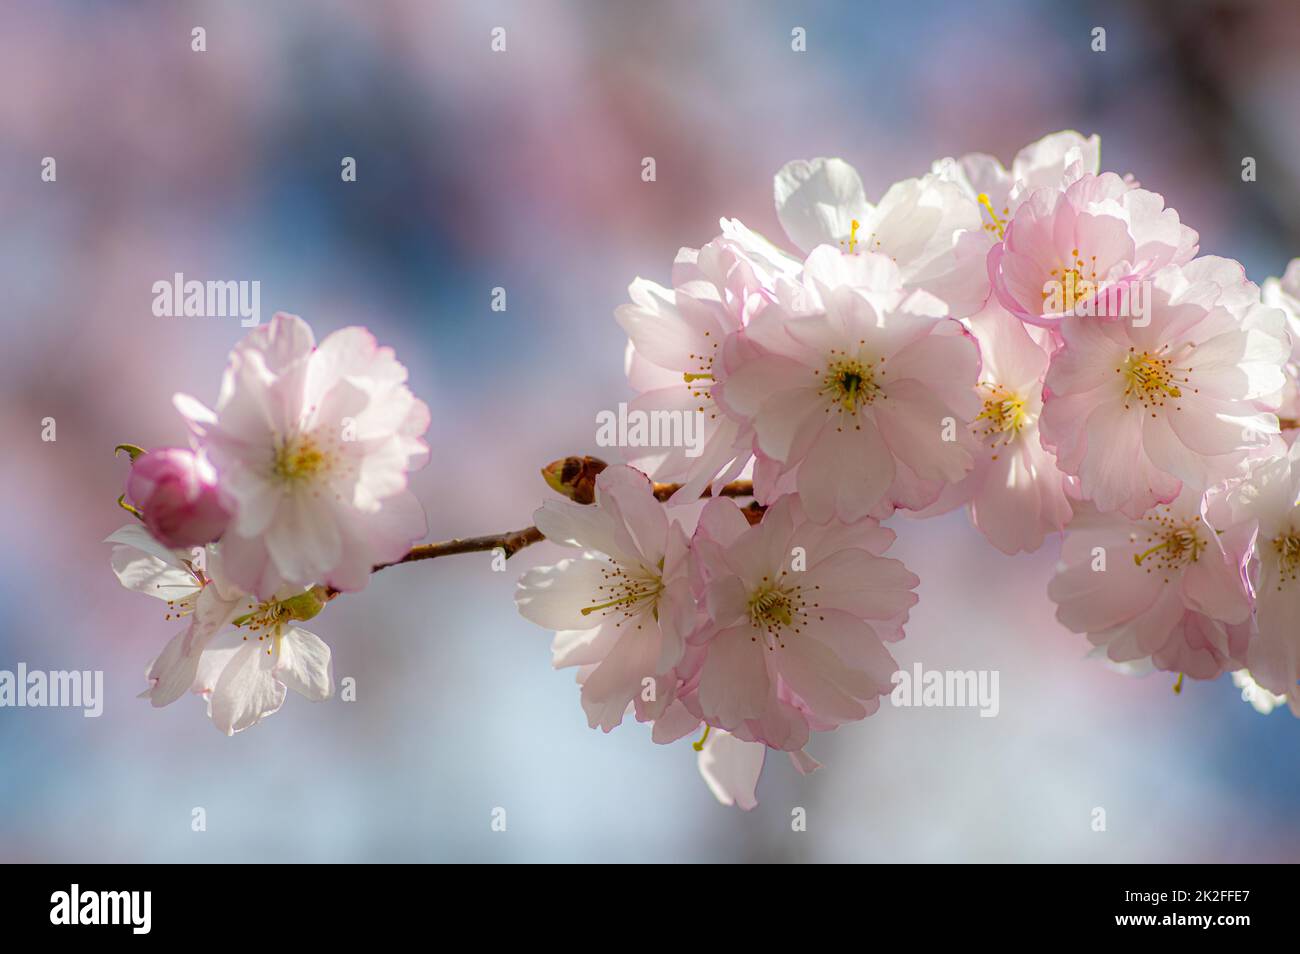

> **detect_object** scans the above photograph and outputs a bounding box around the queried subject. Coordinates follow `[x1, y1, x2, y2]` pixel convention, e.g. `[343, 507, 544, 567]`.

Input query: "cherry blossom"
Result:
[107, 523, 241, 709]
[107, 523, 334, 734]
[1223, 439, 1300, 704]
[616, 239, 769, 502]
[1262, 258, 1300, 424]
[767, 157, 989, 317]
[686, 495, 918, 750]
[717, 259, 981, 523]
[104, 128, 1300, 815]
[1040, 259, 1290, 518]
[989, 173, 1198, 328]
[175, 312, 431, 599]
[910, 297, 1073, 553]
[515, 465, 697, 731]
[933, 129, 1101, 226]
[1047, 488, 1253, 680]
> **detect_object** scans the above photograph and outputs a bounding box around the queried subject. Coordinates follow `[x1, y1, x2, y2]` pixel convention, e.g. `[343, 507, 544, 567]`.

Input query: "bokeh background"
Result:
[1, 0, 1297, 863]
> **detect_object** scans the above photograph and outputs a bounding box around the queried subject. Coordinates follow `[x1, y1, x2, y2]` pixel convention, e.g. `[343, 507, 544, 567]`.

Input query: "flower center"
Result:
[975, 382, 1028, 455]
[683, 332, 721, 421]
[162, 589, 199, 622]
[836, 218, 885, 255]
[1044, 249, 1099, 312]
[232, 599, 292, 655]
[157, 563, 205, 622]
[817, 352, 882, 426]
[580, 563, 663, 624]
[746, 576, 814, 650]
[976, 193, 1008, 241]
[842, 218, 861, 254]
[1132, 509, 1206, 580]
[1271, 531, 1300, 588]
[1119, 348, 1187, 411]
[272, 433, 331, 484]
[229, 589, 326, 653]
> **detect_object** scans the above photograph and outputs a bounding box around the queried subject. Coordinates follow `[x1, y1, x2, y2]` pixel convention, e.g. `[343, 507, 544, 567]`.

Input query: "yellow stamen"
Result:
[1130, 508, 1206, 584]
[1271, 532, 1300, 588]
[975, 383, 1027, 453]
[273, 434, 330, 483]
[819, 355, 880, 421]
[579, 585, 662, 617]
[747, 582, 805, 646]
[843, 218, 861, 254]
[977, 193, 1007, 241]
[1120, 349, 1186, 412]
[1132, 528, 1203, 567]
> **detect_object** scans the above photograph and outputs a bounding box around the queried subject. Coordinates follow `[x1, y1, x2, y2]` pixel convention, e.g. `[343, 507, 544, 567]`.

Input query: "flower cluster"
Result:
[515, 464, 917, 805]
[518, 131, 1300, 809]
[110, 132, 1300, 808]
[109, 312, 431, 733]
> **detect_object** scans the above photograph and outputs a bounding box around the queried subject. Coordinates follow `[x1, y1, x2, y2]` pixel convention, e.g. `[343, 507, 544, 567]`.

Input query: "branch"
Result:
[376, 526, 545, 569]
[654, 479, 753, 502]
[361, 457, 757, 583]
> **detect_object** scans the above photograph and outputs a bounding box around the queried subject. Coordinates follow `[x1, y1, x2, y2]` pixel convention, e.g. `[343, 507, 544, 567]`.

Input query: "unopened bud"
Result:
[125, 448, 231, 549]
[541, 456, 607, 505]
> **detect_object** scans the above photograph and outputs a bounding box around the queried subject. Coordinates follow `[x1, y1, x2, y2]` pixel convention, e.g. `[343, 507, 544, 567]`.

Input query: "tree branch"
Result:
[376, 525, 545, 569]
[362, 468, 757, 581]
[653, 479, 753, 502]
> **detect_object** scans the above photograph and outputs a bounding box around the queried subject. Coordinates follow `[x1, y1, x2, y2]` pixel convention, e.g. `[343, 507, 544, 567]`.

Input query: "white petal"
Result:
[209, 642, 286, 735]
[698, 729, 767, 811]
[276, 628, 333, 701]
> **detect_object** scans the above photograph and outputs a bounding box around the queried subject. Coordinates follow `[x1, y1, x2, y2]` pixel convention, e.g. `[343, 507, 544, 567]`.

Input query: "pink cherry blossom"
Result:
[933, 129, 1101, 227]
[1047, 488, 1253, 680]
[767, 158, 989, 317]
[175, 312, 431, 599]
[615, 239, 769, 502]
[911, 298, 1073, 553]
[515, 465, 697, 732]
[685, 495, 918, 750]
[989, 172, 1198, 328]
[1262, 258, 1300, 424]
[1040, 258, 1290, 517]
[107, 523, 334, 734]
[717, 258, 982, 523]
[1223, 439, 1300, 704]
[125, 448, 231, 549]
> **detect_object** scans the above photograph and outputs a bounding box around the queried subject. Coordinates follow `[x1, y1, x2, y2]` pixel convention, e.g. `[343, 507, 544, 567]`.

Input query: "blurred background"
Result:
[1, 0, 1297, 863]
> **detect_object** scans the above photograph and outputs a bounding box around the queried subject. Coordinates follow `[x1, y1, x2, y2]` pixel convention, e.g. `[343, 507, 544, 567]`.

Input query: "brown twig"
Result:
[363, 465, 757, 581]
[376, 526, 545, 569]
[325, 526, 546, 598]
[653, 479, 754, 502]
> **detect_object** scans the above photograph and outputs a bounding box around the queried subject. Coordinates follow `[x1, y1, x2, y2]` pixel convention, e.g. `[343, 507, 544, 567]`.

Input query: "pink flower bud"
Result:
[126, 448, 230, 549]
